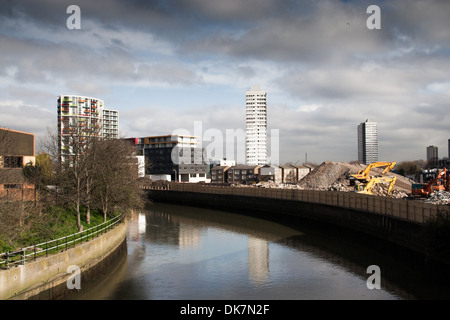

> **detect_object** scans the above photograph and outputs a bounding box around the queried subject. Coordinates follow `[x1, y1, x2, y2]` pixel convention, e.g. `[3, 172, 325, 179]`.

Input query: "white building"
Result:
[245, 86, 268, 166]
[357, 119, 378, 164]
[103, 108, 119, 139]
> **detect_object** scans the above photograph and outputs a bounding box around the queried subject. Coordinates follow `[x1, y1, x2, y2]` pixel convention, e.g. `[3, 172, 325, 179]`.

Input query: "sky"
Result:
[1, 0, 450, 165]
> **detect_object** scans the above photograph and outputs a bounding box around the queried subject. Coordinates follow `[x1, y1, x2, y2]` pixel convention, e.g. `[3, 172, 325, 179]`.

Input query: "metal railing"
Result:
[0, 214, 124, 269]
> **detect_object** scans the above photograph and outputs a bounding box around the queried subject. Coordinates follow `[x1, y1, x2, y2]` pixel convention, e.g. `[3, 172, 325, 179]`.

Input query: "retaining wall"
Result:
[0, 220, 127, 300]
[145, 184, 449, 224]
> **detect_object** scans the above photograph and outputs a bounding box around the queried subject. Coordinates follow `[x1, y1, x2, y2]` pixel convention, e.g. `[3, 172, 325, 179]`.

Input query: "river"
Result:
[63, 202, 450, 300]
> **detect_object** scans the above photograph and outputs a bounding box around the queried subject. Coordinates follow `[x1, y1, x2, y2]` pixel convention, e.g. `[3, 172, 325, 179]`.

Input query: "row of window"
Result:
[2, 184, 23, 189]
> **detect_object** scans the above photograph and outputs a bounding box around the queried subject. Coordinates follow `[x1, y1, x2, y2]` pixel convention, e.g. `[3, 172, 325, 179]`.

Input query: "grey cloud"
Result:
[0, 100, 54, 135]
[3, 0, 448, 66]
[65, 80, 111, 97]
[235, 65, 256, 79]
[0, 31, 202, 87]
[383, 0, 450, 45]
[6, 86, 55, 104]
[178, 1, 386, 63]
[136, 63, 203, 85]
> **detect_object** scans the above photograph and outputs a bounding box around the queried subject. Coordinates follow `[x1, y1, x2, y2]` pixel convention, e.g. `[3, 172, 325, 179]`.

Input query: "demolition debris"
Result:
[424, 190, 450, 205]
[252, 161, 412, 199]
[142, 161, 450, 204]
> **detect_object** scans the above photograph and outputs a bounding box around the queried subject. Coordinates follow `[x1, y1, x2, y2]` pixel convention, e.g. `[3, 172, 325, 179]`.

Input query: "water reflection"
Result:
[65, 202, 450, 300]
[248, 237, 269, 285]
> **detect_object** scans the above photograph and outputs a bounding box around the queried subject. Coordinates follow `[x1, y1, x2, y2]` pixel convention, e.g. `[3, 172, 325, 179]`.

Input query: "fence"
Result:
[0, 214, 124, 270]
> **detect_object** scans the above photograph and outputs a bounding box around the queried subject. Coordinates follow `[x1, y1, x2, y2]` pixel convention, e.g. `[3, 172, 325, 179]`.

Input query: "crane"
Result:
[349, 161, 396, 186]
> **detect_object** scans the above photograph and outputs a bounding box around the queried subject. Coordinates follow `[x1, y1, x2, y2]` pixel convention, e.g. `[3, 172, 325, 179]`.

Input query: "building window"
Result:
[1, 156, 23, 168]
[4, 184, 22, 189]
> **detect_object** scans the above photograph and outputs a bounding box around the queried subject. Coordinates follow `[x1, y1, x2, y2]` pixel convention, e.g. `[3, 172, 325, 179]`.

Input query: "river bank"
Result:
[0, 216, 127, 300]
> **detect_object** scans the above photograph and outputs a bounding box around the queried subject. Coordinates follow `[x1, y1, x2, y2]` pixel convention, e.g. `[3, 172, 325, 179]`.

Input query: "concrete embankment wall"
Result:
[152, 184, 449, 224]
[145, 184, 450, 262]
[0, 220, 127, 300]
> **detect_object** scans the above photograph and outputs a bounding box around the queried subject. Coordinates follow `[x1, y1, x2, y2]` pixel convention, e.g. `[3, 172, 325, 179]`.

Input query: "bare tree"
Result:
[39, 127, 60, 165]
[61, 124, 104, 231]
[92, 138, 143, 222]
[396, 161, 422, 176]
[37, 125, 144, 230]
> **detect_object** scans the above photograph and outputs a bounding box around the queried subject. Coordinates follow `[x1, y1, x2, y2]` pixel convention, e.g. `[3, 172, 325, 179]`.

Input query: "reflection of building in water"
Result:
[248, 237, 269, 284]
[145, 211, 203, 249]
[179, 226, 201, 249]
[138, 213, 146, 235]
[128, 212, 147, 242]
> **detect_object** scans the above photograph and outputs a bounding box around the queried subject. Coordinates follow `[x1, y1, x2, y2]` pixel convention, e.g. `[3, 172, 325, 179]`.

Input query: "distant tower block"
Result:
[246, 86, 267, 165]
[357, 119, 378, 164]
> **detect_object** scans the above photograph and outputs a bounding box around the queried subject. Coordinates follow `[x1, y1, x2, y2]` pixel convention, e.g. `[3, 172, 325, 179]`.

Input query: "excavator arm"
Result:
[355, 176, 397, 196]
[349, 161, 396, 185]
[381, 162, 397, 175]
[386, 176, 396, 195]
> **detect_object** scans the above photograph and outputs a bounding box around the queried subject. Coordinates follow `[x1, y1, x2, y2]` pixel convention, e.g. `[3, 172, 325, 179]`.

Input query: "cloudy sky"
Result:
[1, 0, 450, 164]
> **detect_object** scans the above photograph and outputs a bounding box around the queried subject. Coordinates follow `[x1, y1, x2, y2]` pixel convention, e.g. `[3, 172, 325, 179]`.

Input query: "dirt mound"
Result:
[297, 161, 363, 190]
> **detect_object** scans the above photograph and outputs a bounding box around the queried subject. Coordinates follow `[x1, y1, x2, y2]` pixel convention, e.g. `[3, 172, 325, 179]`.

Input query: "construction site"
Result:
[142, 160, 450, 205]
[243, 161, 450, 205]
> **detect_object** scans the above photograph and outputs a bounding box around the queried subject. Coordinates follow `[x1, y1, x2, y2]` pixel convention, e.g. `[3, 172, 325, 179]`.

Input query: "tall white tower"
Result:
[245, 86, 267, 165]
[357, 119, 378, 164]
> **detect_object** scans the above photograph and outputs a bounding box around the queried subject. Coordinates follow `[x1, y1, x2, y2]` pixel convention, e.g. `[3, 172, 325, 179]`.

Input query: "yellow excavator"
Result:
[355, 176, 397, 195]
[348, 161, 396, 186]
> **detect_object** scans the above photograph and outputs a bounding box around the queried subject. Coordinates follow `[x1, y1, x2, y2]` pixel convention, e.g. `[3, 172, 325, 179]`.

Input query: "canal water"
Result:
[64, 202, 450, 300]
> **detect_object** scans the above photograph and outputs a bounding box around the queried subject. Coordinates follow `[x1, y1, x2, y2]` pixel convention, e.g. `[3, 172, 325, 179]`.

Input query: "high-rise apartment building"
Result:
[426, 145, 438, 161]
[357, 119, 378, 164]
[245, 86, 267, 166]
[57, 95, 119, 163]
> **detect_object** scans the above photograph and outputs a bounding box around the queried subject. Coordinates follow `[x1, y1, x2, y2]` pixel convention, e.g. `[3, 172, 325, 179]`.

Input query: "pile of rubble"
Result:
[368, 183, 408, 198]
[228, 161, 413, 198]
[297, 161, 358, 191]
[424, 191, 450, 205]
[226, 161, 404, 197]
[254, 180, 304, 189]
